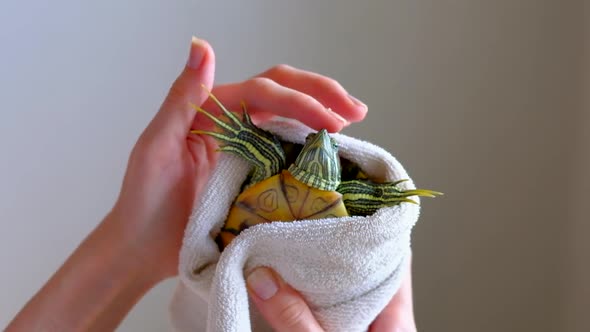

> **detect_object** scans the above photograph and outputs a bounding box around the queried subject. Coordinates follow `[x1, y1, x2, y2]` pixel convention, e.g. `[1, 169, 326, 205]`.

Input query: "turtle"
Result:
[191, 93, 441, 248]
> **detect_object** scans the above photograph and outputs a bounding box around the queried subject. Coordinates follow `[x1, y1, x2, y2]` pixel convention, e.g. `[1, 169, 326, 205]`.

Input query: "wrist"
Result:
[100, 209, 167, 285]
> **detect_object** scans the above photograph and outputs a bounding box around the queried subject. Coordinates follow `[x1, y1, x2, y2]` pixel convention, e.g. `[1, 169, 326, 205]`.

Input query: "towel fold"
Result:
[169, 119, 421, 332]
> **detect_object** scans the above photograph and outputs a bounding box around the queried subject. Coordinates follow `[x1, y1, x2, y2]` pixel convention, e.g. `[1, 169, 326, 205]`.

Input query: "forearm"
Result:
[7, 214, 160, 332]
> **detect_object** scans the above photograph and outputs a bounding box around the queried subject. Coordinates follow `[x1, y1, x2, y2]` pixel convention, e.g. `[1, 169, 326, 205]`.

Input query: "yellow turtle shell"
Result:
[219, 169, 349, 248]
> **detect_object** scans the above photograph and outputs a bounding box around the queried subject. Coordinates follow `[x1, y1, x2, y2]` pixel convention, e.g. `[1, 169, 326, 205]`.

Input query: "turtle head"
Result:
[287, 129, 341, 191]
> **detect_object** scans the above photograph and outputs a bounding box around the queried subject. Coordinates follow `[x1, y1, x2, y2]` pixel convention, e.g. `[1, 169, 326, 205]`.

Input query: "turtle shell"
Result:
[218, 169, 349, 248]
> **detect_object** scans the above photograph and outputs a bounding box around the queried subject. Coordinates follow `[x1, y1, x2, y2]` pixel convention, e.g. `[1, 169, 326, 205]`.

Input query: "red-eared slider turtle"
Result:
[192, 93, 441, 248]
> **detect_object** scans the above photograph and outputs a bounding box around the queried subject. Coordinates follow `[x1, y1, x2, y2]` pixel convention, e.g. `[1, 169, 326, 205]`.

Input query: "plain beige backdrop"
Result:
[0, 1, 587, 331]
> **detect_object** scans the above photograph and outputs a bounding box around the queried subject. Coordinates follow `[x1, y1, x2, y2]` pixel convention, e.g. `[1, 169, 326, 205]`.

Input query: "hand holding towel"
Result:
[170, 119, 421, 332]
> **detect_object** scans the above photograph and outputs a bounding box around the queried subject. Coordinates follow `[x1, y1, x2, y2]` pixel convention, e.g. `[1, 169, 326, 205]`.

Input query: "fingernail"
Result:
[247, 267, 279, 300]
[348, 94, 366, 108]
[186, 36, 206, 69]
[327, 107, 349, 125]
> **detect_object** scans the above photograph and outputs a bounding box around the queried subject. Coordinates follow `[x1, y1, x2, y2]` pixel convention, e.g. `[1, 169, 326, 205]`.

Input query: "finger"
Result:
[187, 134, 218, 167]
[186, 134, 218, 195]
[258, 64, 367, 123]
[370, 255, 417, 332]
[196, 78, 347, 133]
[247, 267, 324, 332]
[147, 37, 216, 137]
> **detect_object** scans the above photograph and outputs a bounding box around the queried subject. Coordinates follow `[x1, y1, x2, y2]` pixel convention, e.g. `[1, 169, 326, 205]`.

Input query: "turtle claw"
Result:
[403, 198, 418, 205]
[190, 103, 240, 134]
[405, 189, 444, 198]
[390, 179, 410, 187]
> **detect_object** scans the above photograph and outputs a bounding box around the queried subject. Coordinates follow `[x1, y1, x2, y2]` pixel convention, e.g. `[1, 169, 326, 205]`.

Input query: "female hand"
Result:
[7, 37, 368, 331]
[247, 256, 417, 332]
[113, 37, 368, 282]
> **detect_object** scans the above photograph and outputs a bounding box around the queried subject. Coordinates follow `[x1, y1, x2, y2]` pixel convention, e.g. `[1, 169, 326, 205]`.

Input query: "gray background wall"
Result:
[0, 1, 587, 331]
[562, 2, 590, 332]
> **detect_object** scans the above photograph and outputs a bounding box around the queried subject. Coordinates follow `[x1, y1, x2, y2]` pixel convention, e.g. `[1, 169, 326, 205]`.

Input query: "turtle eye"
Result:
[330, 138, 338, 148]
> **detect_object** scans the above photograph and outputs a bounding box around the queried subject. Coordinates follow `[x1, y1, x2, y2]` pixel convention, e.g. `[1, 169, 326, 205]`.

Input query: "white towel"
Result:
[169, 119, 421, 332]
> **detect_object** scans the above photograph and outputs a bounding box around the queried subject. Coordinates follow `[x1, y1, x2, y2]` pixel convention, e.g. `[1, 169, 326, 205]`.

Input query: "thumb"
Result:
[247, 267, 324, 332]
[147, 37, 215, 136]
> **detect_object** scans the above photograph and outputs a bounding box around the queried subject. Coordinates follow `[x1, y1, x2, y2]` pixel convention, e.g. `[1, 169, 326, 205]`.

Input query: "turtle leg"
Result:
[337, 179, 442, 216]
[190, 91, 286, 185]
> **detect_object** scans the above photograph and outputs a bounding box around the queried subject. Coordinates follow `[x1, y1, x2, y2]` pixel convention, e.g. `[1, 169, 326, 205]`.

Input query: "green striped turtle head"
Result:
[288, 129, 341, 191]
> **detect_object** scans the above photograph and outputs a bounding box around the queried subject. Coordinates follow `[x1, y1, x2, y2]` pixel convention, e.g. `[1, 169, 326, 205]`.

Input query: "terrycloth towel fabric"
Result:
[169, 119, 421, 332]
